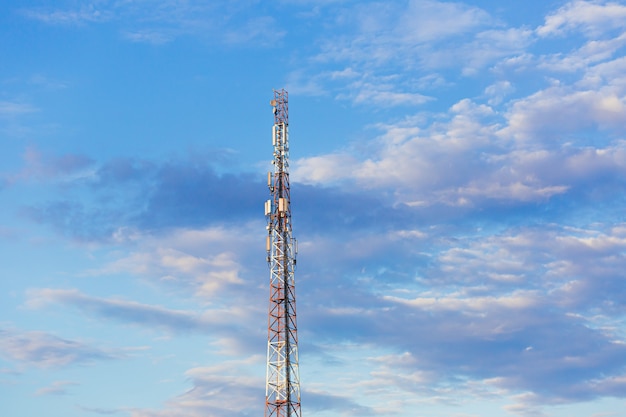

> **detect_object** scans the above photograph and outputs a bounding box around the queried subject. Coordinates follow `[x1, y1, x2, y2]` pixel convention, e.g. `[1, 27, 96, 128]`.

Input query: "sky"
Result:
[1, 0, 626, 416]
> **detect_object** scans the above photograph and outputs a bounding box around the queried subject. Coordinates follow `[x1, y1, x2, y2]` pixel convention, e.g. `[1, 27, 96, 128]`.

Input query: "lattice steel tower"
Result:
[264, 89, 301, 417]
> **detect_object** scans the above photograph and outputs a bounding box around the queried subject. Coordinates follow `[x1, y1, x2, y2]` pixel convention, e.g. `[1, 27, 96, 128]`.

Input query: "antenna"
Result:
[264, 89, 301, 417]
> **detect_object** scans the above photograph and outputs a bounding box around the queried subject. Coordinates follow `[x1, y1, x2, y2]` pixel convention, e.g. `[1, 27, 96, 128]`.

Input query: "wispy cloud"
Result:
[26, 279, 264, 356]
[20, 4, 112, 26]
[287, 217, 626, 414]
[122, 30, 173, 45]
[537, 0, 626, 37]
[344, 83, 433, 107]
[0, 101, 38, 118]
[504, 86, 626, 141]
[19, 1, 286, 46]
[77, 405, 125, 415]
[84, 225, 261, 300]
[305, 389, 376, 415]
[35, 380, 79, 396]
[8, 146, 95, 184]
[18, 156, 265, 241]
[0, 328, 123, 368]
[288, 0, 530, 105]
[130, 357, 264, 417]
[27, 288, 220, 334]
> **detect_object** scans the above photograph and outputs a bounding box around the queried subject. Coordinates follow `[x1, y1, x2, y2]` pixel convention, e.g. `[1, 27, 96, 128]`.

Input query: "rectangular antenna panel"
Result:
[278, 198, 287, 213]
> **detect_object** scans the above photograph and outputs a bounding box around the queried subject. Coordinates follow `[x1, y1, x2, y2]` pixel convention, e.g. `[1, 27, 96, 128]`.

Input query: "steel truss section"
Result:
[265, 89, 301, 417]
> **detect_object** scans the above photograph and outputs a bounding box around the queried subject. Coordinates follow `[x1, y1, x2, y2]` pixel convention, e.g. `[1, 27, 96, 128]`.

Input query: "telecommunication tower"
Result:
[264, 89, 301, 417]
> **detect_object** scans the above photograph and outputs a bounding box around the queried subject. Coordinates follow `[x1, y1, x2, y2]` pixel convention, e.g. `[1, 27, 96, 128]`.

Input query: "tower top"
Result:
[271, 89, 289, 126]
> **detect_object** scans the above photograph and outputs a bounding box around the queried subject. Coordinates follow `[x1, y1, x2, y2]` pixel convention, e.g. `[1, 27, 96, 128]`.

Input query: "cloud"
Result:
[19, 156, 265, 241]
[35, 380, 79, 396]
[539, 32, 626, 73]
[296, 98, 568, 207]
[290, 0, 532, 105]
[21, 200, 123, 241]
[20, 5, 111, 26]
[77, 405, 125, 415]
[485, 80, 515, 105]
[305, 390, 375, 415]
[0, 328, 122, 368]
[537, 0, 626, 38]
[26, 288, 243, 336]
[0, 367, 21, 376]
[130, 357, 372, 417]
[397, 0, 492, 42]
[325, 290, 626, 404]
[290, 218, 626, 414]
[25, 221, 267, 353]
[136, 163, 265, 230]
[129, 358, 264, 417]
[349, 84, 433, 107]
[293, 22, 626, 209]
[85, 225, 261, 299]
[504, 86, 626, 141]
[329, 0, 493, 53]
[19, 1, 286, 46]
[0, 100, 38, 117]
[222, 15, 286, 46]
[13, 146, 95, 183]
[1, 146, 96, 198]
[122, 30, 173, 45]
[467, 27, 534, 66]
[27, 288, 205, 331]
[293, 99, 501, 195]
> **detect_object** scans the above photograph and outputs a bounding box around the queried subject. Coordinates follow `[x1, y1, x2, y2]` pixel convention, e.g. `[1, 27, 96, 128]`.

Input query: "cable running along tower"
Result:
[264, 89, 301, 417]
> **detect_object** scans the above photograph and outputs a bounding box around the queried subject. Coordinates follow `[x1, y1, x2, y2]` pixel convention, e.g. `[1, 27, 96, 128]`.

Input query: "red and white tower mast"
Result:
[264, 89, 301, 417]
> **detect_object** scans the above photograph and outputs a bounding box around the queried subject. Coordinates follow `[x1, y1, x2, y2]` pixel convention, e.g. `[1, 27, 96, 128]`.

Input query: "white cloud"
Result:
[21, 5, 111, 26]
[86, 225, 257, 299]
[504, 86, 626, 141]
[20, 1, 284, 46]
[26, 288, 216, 334]
[298, 0, 521, 107]
[6, 147, 95, 185]
[25, 287, 262, 355]
[35, 380, 78, 396]
[292, 153, 360, 184]
[222, 16, 286, 46]
[537, 0, 626, 38]
[0, 101, 37, 117]
[129, 357, 264, 417]
[294, 99, 509, 204]
[0, 328, 122, 368]
[294, 53, 626, 208]
[460, 28, 534, 75]
[386, 291, 540, 312]
[397, 0, 492, 43]
[457, 181, 569, 202]
[122, 30, 173, 44]
[351, 85, 433, 107]
[485, 80, 515, 106]
[424, 223, 626, 318]
[539, 32, 626, 73]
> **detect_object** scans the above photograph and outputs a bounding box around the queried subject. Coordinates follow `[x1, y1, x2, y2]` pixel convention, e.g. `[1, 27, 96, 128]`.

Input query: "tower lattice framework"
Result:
[264, 89, 301, 417]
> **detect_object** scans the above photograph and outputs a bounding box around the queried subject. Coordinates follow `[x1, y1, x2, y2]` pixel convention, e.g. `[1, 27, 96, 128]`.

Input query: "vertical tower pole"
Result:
[265, 89, 301, 417]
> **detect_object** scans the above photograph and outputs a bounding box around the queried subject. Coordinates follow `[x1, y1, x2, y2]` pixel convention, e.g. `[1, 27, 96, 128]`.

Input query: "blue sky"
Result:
[2, 0, 626, 416]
